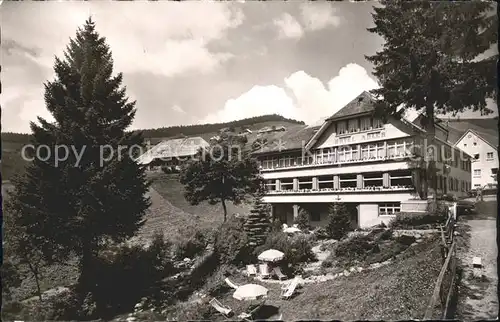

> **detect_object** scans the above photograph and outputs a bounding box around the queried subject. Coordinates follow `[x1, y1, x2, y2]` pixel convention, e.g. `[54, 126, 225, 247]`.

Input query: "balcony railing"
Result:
[260, 152, 414, 172]
[266, 185, 414, 195]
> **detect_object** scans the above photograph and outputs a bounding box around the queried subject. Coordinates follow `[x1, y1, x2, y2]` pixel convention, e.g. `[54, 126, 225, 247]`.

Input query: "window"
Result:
[473, 142, 477, 146]
[487, 152, 494, 160]
[337, 121, 347, 135]
[363, 172, 383, 188]
[372, 117, 383, 129]
[492, 168, 498, 175]
[298, 177, 313, 190]
[379, 203, 401, 215]
[464, 143, 467, 147]
[361, 117, 371, 131]
[474, 184, 481, 188]
[265, 180, 276, 191]
[348, 119, 359, 133]
[390, 170, 413, 187]
[280, 178, 293, 191]
[473, 169, 481, 177]
[318, 175, 334, 190]
[339, 174, 357, 189]
[474, 153, 479, 160]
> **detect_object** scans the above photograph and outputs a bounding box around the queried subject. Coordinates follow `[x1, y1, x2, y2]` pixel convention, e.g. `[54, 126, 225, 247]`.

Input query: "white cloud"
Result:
[171, 104, 185, 114]
[2, 1, 244, 77]
[19, 95, 55, 126]
[273, 13, 304, 39]
[300, 3, 341, 31]
[202, 63, 380, 125]
[201, 85, 299, 124]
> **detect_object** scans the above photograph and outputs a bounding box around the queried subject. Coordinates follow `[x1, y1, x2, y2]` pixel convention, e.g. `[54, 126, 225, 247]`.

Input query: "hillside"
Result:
[1, 114, 304, 181]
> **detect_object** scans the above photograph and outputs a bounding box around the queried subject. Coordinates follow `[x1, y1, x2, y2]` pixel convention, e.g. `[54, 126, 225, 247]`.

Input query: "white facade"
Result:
[454, 129, 498, 189]
[254, 93, 472, 229]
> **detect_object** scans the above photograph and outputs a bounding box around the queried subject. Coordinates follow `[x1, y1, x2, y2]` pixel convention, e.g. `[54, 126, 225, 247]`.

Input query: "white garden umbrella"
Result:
[283, 227, 301, 234]
[233, 284, 268, 301]
[258, 249, 284, 262]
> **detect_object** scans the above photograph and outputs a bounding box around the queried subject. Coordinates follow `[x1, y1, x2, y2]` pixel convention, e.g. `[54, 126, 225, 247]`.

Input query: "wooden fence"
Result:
[424, 203, 458, 320]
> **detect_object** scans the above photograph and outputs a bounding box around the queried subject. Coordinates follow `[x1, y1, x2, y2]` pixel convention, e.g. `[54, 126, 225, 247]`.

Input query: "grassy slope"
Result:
[146, 174, 252, 234]
[218, 236, 443, 321]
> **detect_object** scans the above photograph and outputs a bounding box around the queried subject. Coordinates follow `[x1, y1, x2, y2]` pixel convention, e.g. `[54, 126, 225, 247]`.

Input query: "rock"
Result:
[349, 267, 356, 272]
[416, 239, 423, 243]
[134, 303, 142, 308]
[343, 270, 350, 276]
[453, 231, 460, 236]
[357, 267, 363, 272]
[415, 234, 422, 239]
[410, 243, 417, 247]
[183, 258, 191, 262]
[126, 317, 137, 322]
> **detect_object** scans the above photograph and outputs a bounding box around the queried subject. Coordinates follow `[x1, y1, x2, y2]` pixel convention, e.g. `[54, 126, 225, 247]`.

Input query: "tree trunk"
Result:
[221, 198, 227, 222]
[27, 260, 42, 301]
[424, 102, 438, 204]
[77, 243, 96, 296]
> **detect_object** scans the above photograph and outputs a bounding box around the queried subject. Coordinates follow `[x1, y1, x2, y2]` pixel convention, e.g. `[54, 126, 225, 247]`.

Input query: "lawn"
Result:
[214, 235, 443, 321]
[147, 173, 252, 228]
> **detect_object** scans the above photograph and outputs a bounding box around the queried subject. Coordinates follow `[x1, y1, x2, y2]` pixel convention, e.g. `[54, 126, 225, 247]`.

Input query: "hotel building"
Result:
[253, 92, 472, 229]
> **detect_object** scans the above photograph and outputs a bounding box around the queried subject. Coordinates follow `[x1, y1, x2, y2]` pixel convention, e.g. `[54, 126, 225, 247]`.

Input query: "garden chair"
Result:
[237, 302, 264, 321]
[209, 298, 233, 317]
[246, 264, 257, 277]
[281, 276, 299, 300]
[272, 267, 287, 280]
[259, 263, 270, 279]
[224, 277, 239, 289]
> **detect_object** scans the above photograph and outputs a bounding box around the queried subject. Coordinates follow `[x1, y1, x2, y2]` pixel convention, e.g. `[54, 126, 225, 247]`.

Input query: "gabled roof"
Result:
[252, 125, 319, 154]
[454, 129, 498, 150]
[137, 136, 209, 165]
[326, 91, 376, 121]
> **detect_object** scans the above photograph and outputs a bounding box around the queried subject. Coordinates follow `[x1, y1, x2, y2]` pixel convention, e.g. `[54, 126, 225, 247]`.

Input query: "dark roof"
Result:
[441, 119, 498, 148]
[252, 125, 319, 154]
[326, 91, 375, 121]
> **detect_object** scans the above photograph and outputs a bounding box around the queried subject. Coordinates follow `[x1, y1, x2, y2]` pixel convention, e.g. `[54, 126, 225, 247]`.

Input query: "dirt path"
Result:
[456, 218, 498, 320]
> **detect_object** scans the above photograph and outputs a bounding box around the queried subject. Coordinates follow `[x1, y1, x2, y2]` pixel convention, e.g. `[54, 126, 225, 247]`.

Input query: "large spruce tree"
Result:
[244, 186, 271, 247]
[7, 18, 150, 293]
[366, 1, 497, 199]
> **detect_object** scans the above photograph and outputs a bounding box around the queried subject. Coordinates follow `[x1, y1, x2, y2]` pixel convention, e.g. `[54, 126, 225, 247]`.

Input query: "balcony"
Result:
[260, 152, 415, 172]
[266, 185, 414, 195]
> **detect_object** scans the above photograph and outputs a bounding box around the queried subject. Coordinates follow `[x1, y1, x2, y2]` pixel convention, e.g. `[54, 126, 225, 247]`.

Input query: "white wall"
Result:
[263, 191, 414, 204]
[314, 118, 414, 149]
[455, 131, 498, 189]
[358, 203, 394, 228]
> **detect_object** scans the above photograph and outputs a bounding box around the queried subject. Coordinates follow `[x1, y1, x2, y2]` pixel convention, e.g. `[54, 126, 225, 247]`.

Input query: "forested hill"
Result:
[1, 114, 304, 143]
[135, 114, 305, 138]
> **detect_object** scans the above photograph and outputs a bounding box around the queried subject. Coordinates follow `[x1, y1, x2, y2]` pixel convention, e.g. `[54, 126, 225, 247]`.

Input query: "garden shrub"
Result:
[214, 216, 255, 266]
[326, 203, 352, 240]
[174, 228, 209, 260]
[91, 233, 176, 317]
[395, 235, 416, 246]
[294, 207, 310, 230]
[388, 205, 448, 229]
[255, 232, 316, 274]
[313, 227, 330, 240]
[334, 235, 380, 262]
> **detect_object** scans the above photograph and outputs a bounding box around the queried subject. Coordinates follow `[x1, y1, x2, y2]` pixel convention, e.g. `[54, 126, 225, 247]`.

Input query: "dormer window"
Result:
[361, 117, 371, 131]
[373, 117, 383, 129]
[337, 121, 347, 135]
[348, 119, 359, 133]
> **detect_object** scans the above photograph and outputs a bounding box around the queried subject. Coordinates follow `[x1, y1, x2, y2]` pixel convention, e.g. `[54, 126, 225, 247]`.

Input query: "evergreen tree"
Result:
[326, 203, 351, 240]
[180, 133, 261, 222]
[7, 18, 150, 295]
[244, 186, 271, 247]
[366, 1, 497, 199]
[294, 207, 310, 230]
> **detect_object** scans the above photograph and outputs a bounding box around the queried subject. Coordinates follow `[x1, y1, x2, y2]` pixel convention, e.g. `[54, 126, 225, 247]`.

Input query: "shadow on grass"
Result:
[255, 304, 280, 320]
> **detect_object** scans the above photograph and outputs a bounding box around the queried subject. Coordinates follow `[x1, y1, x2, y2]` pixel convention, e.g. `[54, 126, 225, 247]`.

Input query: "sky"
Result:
[1, 1, 498, 134]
